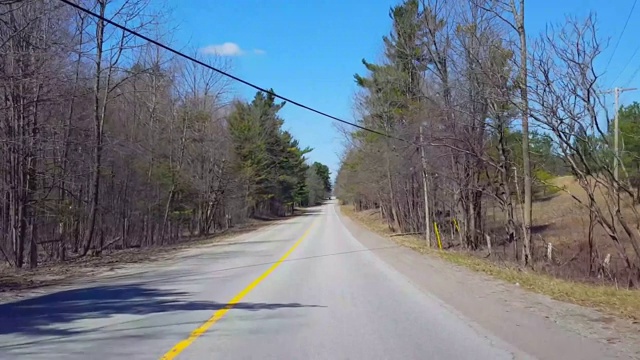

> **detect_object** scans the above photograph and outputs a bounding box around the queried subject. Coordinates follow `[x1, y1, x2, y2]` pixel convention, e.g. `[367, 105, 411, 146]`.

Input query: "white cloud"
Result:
[200, 43, 266, 57]
[201, 42, 244, 56]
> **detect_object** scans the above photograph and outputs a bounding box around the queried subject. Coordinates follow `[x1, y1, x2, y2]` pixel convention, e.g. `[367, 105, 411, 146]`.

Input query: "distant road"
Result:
[0, 201, 633, 359]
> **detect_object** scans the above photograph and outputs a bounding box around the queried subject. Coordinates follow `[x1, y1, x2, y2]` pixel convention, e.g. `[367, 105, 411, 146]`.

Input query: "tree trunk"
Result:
[386, 153, 400, 232]
[498, 122, 517, 248]
[513, 0, 533, 266]
[83, 1, 107, 255]
[420, 126, 432, 247]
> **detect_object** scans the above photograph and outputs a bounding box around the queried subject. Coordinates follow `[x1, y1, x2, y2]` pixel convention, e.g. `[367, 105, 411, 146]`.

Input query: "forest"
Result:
[0, 0, 331, 268]
[335, 0, 640, 286]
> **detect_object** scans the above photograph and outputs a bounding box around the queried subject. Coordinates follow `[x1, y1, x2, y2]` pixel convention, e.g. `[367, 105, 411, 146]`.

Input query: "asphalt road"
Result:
[0, 201, 631, 359]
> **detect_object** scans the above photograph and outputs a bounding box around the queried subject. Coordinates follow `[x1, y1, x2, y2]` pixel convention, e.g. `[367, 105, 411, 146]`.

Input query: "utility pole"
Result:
[601, 87, 637, 183]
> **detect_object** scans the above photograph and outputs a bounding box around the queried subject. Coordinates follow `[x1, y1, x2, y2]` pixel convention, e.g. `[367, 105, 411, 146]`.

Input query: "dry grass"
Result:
[341, 204, 640, 322]
[484, 176, 638, 278]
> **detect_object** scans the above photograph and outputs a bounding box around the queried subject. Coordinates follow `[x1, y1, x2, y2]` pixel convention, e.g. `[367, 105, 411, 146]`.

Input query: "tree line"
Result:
[335, 0, 640, 286]
[0, 0, 330, 268]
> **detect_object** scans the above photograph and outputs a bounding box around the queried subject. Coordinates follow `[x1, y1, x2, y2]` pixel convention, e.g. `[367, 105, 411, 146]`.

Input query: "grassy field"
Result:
[340, 205, 640, 322]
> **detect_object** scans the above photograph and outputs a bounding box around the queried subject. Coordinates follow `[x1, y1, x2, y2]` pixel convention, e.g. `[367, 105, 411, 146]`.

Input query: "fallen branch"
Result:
[0, 243, 14, 267]
[37, 238, 63, 245]
[390, 232, 423, 237]
[560, 247, 584, 268]
[98, 237, 122, 252]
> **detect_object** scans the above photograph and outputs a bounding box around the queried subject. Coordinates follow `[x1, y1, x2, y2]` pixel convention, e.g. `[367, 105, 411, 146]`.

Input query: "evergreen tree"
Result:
[228, 90, 311, 216]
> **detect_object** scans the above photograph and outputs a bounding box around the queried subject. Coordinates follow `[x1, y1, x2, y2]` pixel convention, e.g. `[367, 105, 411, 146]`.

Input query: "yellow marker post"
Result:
[453, 218, 460, 233]
[433, 222, 443, 250]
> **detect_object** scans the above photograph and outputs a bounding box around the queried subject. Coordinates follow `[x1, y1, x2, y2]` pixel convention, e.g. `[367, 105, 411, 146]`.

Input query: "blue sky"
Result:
[162, 0, 640, 181]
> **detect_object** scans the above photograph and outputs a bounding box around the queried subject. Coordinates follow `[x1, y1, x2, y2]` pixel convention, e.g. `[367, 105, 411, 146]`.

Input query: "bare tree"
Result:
[528, 14, 640, 285]
[1, 0, 306, 269]
[84, 0, 152, 254]
[473, 0, 533, 264]
[0, 0, 76, 267]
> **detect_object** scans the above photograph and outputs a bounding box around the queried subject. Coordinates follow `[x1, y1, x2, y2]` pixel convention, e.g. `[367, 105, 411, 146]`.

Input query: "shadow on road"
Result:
[140, 245, 400, 286]
[294, 208, 324, 217]
[250, 205, 324, 222]
[0, 284, 324, 337]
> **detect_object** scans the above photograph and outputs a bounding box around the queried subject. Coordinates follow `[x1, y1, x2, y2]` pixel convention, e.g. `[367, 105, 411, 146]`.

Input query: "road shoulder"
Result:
[336, 205, 640, 360]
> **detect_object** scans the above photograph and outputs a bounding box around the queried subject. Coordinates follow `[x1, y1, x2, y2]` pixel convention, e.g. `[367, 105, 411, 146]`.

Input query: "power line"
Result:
[57, 0, 411, 144]
[623, 65, 640, 88]
[604, 0, 637, 81]
[609, 44, 640, 86]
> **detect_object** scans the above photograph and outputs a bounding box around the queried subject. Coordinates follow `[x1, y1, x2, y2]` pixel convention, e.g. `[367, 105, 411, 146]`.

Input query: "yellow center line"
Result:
[160, 219, 318, 360]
